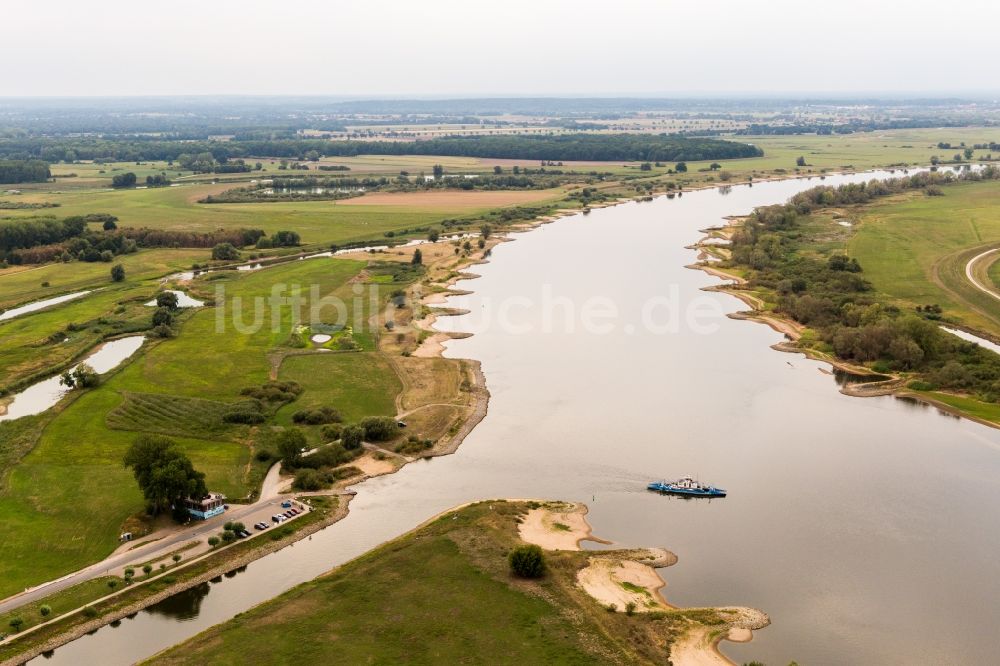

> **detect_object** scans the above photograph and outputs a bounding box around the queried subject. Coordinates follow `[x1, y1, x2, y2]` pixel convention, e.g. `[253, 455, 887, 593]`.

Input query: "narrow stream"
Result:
[0, 291, 92, 322]
[33, 169, 1000, 665]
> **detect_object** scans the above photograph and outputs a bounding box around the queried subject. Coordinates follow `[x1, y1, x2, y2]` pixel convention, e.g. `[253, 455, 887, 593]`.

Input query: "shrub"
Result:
[211, 243, 240, 261]
[222, 399, 266, 424]
[293, 468, 328, 491]
[83, 606, 98, 618]
[359, 416, 399, 442]
[208, 536, 220, 547]
[292, 406, 342, 425]
[9, 616, 24, 632]
[142, 564, 153, 575]
[625, 601, 637, 616]
[110, 264, 125, 282]
[172, 554, 181, 563]
[341, 424, 365, 450]
[320, 423, 343, 441]
[39, 604, 52, 617]
[508, 544, 546, 578]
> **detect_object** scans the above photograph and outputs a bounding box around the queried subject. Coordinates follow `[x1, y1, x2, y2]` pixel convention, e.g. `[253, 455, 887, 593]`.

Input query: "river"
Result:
[35, 170, 1000, 665]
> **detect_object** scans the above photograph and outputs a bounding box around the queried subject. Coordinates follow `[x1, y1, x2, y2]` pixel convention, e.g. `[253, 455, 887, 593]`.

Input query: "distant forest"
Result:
[0, 134, 761, 164]
[0, 159, 50, 184]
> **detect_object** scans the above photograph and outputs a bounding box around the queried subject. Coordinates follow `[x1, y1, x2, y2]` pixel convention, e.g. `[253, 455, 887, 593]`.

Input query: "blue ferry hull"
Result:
[647, 481, 726, 498]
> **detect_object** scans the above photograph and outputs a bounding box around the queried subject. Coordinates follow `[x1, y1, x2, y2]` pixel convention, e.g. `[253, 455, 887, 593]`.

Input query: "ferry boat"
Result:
[647, 476, 726, 498]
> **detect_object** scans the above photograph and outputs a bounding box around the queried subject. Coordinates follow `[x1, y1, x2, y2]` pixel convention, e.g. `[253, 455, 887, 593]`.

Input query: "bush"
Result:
[359, 416, 399, 442]
[508, 544, 546, 578]
[39, 604, 52, 617]
[83, 606, 98, 618]
[320, 423, 343, 441]
[341, 424, 365, 450]
[293, 468, 328, 491]
[211, 242, 240, 261]
[142, 564, 153, 575]
[292, 406, 342, 425]
[222, 399, 266, 424]
[110, 263, 125, 282]
[208, 536, 220, 547]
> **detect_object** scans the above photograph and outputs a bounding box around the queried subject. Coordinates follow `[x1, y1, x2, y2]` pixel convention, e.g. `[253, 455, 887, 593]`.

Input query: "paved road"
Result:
[965, 247, 1000, 302]
[0, 464, 324, 615]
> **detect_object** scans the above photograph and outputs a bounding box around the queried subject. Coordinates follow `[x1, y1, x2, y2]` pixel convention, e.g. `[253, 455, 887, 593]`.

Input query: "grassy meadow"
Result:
[0, 255, 413, 597]
[849, 180, 1000, 338]
[144, 501, 708, 666]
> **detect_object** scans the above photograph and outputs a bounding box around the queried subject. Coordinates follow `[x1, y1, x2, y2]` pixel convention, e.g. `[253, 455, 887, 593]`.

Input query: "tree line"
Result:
[0, 159, 50, 184]
[727, 166, 1000, 402]
[0, 213, 265, 265]
[0, 134, 762, 165]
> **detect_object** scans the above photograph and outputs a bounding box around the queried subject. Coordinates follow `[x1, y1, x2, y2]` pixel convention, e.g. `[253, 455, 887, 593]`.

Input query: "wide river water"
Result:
[36, 170, 1000, 665]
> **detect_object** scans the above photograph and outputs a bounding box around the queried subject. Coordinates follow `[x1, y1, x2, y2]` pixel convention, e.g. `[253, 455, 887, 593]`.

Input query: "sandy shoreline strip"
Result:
[516, 502, 769, 666]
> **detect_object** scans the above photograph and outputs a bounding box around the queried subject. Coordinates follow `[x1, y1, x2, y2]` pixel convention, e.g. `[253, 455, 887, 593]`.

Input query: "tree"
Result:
[930, 155, 940, 165]
[152, 307, 173, 327]
[207, 536, 220, 547]
[796, 156, 807, 167]
[964, 147, 974, 160]
[508, 544, 546, 578]
[39, 604, 51, 617]
[122, 435, 207, 517]
[709, 162, 722, 171]
[272, 230, 301, 247]
[359, 416, 399, 441]
[639, 162, 652, 171]
[172, 554, 182, 563]
[212, 243, 240, 261]
[110, 263, 126, 282]
[432, 164, 444, 178]
[9, 617, 24, 632]
[103, 219, 117, 231]
[60, 364, 99, 390]
[427, 230, 440, 242]
[411, 248, 423, 266]
[341, 424, 365, 450]
[493, 165, 502, 174]
[111, 172, 137, 188]
[674, 161, 687, 173]
[143, 564, 153, 576]
[156, 291, 179, 309]
[276, 428, 307, 467]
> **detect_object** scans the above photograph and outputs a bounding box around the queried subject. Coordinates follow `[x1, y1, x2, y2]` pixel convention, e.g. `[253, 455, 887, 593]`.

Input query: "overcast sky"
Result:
[5, 0, 999, 97]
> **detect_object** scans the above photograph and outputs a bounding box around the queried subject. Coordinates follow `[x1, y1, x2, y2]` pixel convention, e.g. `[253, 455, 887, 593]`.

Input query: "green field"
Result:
[4, 180, 547, 247]
[0, 248, 206, 310]
[849, 180, 1000, 338]
[0, 255, 411, 597]
[145, 502, 700, 666]
[274, 352, 401, 425]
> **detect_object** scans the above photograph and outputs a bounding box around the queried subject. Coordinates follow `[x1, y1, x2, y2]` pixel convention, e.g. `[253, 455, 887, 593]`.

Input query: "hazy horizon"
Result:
[6, 0, 1000, 97]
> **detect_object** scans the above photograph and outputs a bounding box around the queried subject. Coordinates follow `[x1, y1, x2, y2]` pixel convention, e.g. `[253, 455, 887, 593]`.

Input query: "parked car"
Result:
[271, 515, 282, 523]
[239, 530, 252, 538]
[280, 501, 292, 508]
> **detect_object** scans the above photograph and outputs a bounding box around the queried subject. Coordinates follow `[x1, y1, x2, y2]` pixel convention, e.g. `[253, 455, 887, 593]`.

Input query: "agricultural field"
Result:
[849, 180, 1000, 338]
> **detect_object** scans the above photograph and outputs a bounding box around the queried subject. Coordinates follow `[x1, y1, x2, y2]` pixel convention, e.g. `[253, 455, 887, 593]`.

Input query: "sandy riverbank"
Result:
[688, 222, 1000, 430]
[516, 502, 769, 666]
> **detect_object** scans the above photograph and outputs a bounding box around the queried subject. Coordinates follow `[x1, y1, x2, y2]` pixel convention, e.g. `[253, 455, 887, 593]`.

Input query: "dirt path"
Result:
[965, 247, 1000, 302]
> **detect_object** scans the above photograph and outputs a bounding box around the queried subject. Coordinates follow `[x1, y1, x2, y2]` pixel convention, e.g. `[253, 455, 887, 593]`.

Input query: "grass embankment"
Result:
[850, 180, 1000, 338]
[0, 256, 405, 598]
[273, 353, 400, 425]
[0, 576, 121, 636]
[144, 501, 720, 666]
